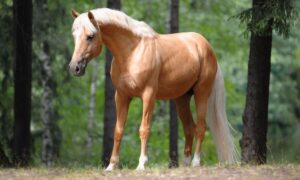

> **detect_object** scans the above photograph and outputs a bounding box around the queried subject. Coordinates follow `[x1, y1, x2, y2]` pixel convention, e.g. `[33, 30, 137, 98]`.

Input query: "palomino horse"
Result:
[69, 8, 238, 170]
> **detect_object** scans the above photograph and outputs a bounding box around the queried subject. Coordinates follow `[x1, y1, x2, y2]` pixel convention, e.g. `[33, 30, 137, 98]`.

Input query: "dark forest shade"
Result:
[0, 22, 13, 166]
[241, 0, 273, 164]
[0, 145, 10, 166]
[169, 0, 179, 168]
[12, 0, 33, 166]
[102, 0, 121, 167]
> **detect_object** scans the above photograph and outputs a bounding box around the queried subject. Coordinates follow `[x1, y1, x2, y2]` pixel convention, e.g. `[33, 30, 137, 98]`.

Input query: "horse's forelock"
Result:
[72, 14, 97, 35]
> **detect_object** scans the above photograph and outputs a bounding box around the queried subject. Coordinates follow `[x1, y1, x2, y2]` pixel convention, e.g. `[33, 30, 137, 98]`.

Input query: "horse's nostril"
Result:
[75, 66, 80, 73]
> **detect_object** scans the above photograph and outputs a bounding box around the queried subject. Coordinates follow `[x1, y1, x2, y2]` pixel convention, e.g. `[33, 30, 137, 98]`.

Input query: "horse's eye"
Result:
[87, 34, 94, 41]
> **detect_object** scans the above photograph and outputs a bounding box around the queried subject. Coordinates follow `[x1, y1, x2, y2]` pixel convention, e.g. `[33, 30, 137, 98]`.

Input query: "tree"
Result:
[86, 1, 102, 159]
[12, 0, 33, 166]
[168, 0, 179, 168]
[102, 0, 121, 167]
[40, 41, 59, 166]
[238, 0, 297, 164]
[0, 1, 14, 167]
[87, 62, 99, 157]
[32, 0, 62, 166]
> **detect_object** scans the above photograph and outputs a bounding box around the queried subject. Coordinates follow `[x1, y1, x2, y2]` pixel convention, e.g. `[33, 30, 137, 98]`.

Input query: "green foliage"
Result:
[1, 0, 299, 168]
[267, 21, 300, 162]
[31, 0, 300, 166]
[235, 0, 298, 37]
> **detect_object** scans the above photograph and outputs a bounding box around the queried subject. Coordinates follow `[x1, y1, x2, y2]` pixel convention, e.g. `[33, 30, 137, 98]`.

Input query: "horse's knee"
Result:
[114, 126, 124, 142]
[139, 127, 150, 140]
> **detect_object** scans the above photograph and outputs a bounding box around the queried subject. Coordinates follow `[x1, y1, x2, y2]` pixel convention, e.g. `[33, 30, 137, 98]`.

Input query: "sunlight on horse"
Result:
[69, 8, 238, 171]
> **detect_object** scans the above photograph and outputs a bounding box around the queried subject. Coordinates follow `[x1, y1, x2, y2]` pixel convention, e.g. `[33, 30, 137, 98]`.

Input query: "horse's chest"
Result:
[119, 74, 140, 91]
[110, 54, 158, 96]
[111, 70, 144, 96]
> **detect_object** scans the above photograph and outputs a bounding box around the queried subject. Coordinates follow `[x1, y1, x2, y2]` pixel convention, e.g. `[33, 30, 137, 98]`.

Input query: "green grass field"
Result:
[0, 164, 299, 180]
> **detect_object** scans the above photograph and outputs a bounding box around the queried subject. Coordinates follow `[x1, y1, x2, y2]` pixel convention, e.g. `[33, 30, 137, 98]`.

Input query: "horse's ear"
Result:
[88, 11, 95, 21]
[71, 9, 80, 18]
[88, 11, 99, 29]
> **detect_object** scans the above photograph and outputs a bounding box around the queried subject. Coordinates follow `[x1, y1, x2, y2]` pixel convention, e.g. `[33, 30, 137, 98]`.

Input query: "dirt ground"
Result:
[0, 164, 299, 180]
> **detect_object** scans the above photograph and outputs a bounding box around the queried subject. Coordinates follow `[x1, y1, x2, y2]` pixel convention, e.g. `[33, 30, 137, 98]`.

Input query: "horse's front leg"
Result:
[136, 88, 156, 170]
[106, 91, 131, 171]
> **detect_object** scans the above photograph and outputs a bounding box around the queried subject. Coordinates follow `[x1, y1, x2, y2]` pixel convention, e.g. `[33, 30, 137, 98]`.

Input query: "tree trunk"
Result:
[40, 42, 56, 166]
[169, 0, 179, 168]
[0, 43, 13, 167]
[87, 61, 99, 157]
[33, 0, 61, 166]
[169, 100, 178, 168]
[0, 87, 12, 167]
[87, 0, 101, 159]
[12, 0, 32, 166]
[241, 0, 273, 164]
[102, 0, 121, 167]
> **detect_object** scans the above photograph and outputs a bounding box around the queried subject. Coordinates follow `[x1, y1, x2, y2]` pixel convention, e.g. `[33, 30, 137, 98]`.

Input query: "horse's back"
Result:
[158, 32, 215, 64]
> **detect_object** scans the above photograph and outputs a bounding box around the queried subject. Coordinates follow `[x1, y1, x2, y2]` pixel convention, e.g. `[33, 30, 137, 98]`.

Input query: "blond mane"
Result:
[72, 8, 157, 38]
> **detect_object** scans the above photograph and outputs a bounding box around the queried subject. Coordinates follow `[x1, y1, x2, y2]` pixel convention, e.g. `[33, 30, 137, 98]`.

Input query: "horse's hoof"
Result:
[191, 161, 200, 167]
[105, 164, 115, 171]
[136, 165, 145, 171]
[191, 154, 201, 167]
[191, 159, 200, 167]
[183, 155, 192, 166]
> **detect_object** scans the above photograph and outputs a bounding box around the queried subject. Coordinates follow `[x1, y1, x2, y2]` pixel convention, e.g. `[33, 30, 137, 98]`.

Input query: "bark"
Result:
[169, 0, 179, 168]
[33, 0, 61, 166]
[169, 100, 178, 168]
[0, 45, 13, 167]
[241, 0, 273, 164]
[12, 0, 32, 166]
[170, 0, 179, 33]
[40, 42, 56, 166]
[102, 0, 121, 167]
[87, 61, 99, 156]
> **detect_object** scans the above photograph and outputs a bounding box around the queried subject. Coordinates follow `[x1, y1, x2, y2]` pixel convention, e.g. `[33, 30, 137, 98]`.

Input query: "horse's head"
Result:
[69, 10, 103, 76]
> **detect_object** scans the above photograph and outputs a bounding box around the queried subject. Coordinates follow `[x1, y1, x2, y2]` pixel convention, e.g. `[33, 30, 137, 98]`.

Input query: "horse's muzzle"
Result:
[69, 59, 86, 76]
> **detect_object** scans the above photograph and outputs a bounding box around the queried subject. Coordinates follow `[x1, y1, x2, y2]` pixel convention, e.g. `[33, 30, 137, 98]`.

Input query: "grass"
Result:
[0, 164, 299, 180]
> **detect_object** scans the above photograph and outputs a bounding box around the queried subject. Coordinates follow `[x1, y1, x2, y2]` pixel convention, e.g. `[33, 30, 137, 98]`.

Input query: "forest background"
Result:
[0, 0, 299, 168]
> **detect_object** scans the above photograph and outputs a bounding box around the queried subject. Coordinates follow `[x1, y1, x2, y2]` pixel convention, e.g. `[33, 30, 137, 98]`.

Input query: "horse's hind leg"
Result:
[192, 75, 215, 167]
[175, 94, 195, 166]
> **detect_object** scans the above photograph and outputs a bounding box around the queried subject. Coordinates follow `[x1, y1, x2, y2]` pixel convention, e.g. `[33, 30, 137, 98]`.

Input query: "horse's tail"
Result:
[207, 64, 239, 163]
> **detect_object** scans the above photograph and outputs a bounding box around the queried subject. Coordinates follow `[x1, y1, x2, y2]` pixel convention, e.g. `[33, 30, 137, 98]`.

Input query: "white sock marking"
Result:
[191, 153, 201, 167]
[105, 163, 115, 171]
[136, 154, 148, 170]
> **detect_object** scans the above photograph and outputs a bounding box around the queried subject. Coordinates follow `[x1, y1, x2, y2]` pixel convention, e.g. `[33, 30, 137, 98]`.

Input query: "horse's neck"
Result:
[100, 24, 141, 60]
